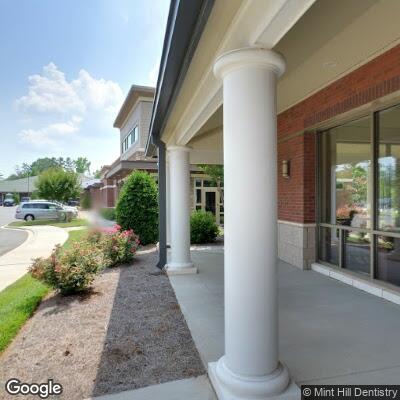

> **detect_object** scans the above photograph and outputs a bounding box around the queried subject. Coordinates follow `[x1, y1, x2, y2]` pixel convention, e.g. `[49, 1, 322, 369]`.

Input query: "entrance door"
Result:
[204, 189, 220, 224]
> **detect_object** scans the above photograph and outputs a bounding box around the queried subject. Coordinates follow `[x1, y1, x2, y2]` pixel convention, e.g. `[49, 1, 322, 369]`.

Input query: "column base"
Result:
[208, 358, 299, 400]
[165, 262, 197, 275]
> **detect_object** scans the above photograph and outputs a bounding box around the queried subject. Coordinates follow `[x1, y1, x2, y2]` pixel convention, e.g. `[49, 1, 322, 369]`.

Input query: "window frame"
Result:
[317, 104, 400, 291]
[121, 125, 139, 154]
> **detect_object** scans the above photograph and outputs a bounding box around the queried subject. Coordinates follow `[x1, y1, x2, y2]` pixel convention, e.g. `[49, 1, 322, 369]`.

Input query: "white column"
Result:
[166, 158, 171, 246]
[209, 48, 298, 399]
[165, 146, 197, 275]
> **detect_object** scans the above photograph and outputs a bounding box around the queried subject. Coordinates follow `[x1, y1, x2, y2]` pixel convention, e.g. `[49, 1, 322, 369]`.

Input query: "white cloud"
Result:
[19, 116, 82, 147]
[16, 63, 123, 115]
[16, 63, 124, 150]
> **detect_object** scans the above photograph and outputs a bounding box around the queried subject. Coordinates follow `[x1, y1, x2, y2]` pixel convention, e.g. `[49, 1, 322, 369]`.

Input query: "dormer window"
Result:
[122, 125, 139, 153]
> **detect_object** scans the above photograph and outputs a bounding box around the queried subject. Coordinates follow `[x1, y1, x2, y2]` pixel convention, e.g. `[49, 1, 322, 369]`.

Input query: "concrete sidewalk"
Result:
[170, 249, 400, 386]
[0, 226, 68, 292]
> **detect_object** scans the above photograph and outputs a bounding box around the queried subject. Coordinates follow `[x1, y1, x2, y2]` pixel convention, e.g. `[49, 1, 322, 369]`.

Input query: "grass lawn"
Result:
[0, 228, 88, 353]
[0, 275, 49, 353]
[62, 228, 88, 250]
[8, 218, 88, 228]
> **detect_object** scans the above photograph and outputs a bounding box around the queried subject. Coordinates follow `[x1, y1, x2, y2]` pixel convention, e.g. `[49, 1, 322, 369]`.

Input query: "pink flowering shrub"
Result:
[30, 244, 100, 295]
[99, 226, 140, 267]
[30, 224, 140, 295]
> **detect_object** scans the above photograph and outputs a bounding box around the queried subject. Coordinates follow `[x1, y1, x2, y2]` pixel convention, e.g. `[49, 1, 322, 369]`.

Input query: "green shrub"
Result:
[29, 244, 100, 295]
[100, 207, 116, 221]
[29, 226, 140, 295]
[80, 191, 91, 210]
[190, 210, 219, 244]
[116, 171, 158, 245]
[98, 227, 140, 266]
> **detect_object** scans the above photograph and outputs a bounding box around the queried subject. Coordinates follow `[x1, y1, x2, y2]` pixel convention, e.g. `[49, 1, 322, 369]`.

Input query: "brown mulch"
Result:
[0, 252, 205, 399]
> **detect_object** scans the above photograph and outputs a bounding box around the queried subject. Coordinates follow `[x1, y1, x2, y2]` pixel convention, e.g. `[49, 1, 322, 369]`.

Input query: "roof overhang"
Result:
[114, 85, 155, 129]
[146, 0, 215, 156]
[146, 0, 316, 152]
[105, 160, 158, 180]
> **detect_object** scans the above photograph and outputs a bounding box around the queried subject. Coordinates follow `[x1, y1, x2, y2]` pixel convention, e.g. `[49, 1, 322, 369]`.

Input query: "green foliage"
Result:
[7, 156, 93, 180]
[30, 244, 100, 295]
[29, 227, 139, 295]
[116, 171, 158, 245]
[12, 192, 19, 204]
[9, 219, 88, 228]
[0, 274, 49, 352]
[190, 210, 219, 244]
[198, 164, 224, 186]
[80, 191, 91, 210]
[74, 157, 91, 174]
[86, 226, 140, 267]
[36, 168, 80, 202]
[100, 207, 116, 221]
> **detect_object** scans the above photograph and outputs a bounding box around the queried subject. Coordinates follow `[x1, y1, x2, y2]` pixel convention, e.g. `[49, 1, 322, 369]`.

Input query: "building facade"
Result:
[146, 0, 400, 398]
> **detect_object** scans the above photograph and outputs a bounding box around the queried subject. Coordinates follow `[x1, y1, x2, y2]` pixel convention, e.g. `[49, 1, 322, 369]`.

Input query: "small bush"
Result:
[190, 210, 219, 244]
[99, 226, 140, 266]
[30, 225, 140, 295]
[100, 207, 116, 221]
[30, 245, 99, 295]
[116, 171, 158, 245]
[80, 191, 91, 210]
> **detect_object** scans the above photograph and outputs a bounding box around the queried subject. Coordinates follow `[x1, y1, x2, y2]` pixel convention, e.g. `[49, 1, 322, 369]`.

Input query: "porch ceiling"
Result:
[161, 0, 400, 152]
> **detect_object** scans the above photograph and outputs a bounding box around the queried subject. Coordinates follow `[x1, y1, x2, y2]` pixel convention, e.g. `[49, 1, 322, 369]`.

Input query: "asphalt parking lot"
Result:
[0, 206, 27, 256]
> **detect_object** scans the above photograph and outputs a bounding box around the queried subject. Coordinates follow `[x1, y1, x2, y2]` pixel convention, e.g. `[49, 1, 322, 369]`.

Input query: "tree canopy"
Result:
[7, 157, 93, 180]
[36, 168, 81, 202]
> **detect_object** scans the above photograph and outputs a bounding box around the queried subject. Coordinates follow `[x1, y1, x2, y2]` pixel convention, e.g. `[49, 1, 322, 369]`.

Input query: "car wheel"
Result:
[25, 214, 35, 221]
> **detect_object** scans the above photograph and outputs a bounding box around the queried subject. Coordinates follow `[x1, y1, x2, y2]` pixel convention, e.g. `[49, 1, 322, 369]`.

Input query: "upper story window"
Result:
[121, 125, 139, 153]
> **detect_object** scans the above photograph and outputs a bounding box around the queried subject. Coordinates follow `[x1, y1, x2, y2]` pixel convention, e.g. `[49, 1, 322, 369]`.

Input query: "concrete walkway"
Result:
[0, 226, 68, 291]
[170, 249, 400, 386]
[90, 376, 216, 400]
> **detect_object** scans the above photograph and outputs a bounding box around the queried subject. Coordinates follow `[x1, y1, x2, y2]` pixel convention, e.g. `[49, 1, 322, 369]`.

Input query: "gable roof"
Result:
[113, 85, 155, 128]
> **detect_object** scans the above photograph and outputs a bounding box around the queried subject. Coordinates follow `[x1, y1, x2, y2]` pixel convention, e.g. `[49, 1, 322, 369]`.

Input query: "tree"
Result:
[93, 169, 102, 178]
[36, 168, 80, 202]
[74, 157, 91, 174]
[30, 158, 60, 175]
[198, 164, 224, 205]
[116, 171, 158, 245]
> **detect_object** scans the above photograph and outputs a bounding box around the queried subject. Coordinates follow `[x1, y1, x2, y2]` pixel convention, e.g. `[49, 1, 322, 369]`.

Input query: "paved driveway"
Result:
[0, 206, 27, 256]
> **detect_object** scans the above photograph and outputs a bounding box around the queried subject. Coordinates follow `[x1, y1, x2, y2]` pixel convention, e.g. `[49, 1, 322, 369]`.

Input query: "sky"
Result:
[0, 0, 170, 177]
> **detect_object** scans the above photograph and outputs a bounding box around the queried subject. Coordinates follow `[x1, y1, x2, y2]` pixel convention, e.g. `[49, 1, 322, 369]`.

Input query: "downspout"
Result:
[154, 135, 167, 269]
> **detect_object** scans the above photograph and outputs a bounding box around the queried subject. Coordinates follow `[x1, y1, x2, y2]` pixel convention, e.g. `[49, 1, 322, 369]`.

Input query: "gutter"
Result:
[145, 0, 214, 269]
[145, 0, 215, 156]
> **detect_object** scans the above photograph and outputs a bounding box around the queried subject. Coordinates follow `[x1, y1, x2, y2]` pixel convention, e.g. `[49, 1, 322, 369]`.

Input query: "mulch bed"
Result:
[0, 251, 205, 399]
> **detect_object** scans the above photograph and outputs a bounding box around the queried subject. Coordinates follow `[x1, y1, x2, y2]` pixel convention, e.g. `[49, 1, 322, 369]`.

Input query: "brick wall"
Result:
[277, 44, 400, 224]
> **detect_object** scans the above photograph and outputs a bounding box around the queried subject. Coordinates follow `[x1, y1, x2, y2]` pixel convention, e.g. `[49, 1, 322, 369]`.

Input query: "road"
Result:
[0, 206, 28, 256]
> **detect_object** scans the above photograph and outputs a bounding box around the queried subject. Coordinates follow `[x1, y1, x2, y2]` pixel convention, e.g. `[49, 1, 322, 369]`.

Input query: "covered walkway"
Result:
[170, 249, 400, 386]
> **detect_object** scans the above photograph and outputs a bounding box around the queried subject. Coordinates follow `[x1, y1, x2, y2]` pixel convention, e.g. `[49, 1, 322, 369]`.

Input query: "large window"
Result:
[121, 126, 139, 153]
[318, 105, 400, 288]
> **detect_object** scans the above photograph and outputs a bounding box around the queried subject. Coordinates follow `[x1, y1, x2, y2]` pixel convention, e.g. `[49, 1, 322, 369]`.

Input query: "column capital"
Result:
[213, 47, 286, 80]
[167, 145, 191, 153]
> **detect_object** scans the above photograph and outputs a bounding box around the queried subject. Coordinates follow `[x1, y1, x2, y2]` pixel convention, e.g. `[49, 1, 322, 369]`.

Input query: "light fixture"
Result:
[282, 160, 290, 178]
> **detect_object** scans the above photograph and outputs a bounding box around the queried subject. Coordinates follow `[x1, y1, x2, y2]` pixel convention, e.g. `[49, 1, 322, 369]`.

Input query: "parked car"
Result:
[3, 193, 15, 207]
[26, 199, 78, 218]
[68, 200, 80, 207]
[15, 201, 73, 221]
[20, 196, 31, 203]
